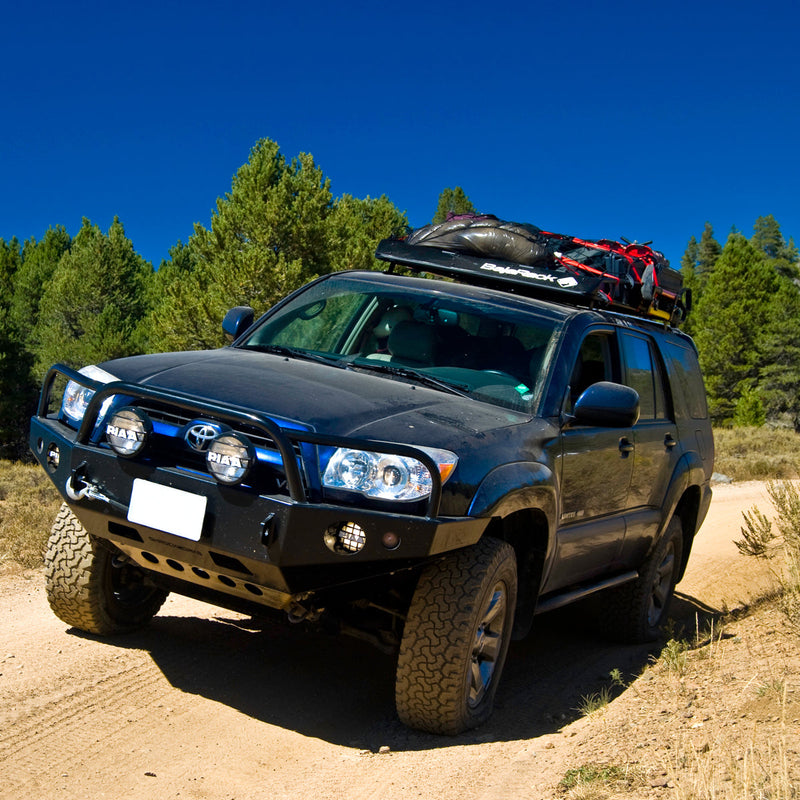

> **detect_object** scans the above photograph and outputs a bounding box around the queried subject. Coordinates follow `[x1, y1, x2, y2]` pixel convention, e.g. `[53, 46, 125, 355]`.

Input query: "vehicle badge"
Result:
[184, 422, 222, 452]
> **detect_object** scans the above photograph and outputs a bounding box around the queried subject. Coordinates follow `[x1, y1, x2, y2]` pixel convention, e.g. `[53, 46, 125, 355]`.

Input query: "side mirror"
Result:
[571, 381, 640, 427]
[222, 306, 255, 342]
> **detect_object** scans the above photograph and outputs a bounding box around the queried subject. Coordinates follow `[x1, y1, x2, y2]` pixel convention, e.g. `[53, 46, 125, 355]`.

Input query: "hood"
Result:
[101, 348, 528, 446]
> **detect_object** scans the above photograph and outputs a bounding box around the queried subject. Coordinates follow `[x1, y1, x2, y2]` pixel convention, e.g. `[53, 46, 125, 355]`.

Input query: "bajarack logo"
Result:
[480, 263, 557, 283]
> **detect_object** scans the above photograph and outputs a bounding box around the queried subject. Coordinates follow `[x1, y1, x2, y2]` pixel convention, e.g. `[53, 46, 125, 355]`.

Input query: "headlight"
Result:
[322, 446, 457, 501]
[62, 365, 118, 424]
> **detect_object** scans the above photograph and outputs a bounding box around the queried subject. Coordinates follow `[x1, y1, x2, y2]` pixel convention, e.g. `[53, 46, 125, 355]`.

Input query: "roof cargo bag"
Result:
[382, 214, 689, 326]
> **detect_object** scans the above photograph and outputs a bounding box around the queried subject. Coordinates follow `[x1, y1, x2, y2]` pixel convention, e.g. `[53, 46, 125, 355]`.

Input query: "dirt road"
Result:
[0, 482, 780, 800]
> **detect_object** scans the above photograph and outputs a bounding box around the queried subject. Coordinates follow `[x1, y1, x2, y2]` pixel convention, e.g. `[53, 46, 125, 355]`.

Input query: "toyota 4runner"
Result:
[30, 238, 714, 735]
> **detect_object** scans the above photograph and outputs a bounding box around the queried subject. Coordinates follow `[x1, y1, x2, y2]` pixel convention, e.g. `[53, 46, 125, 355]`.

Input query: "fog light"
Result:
[207, 432, 254, 485]
[106, 407, 151, 458]
[46, 443, 60, 470]
[324, 522, 366, 555]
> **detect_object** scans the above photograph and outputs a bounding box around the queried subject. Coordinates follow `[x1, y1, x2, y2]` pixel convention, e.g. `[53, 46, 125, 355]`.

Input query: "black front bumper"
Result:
[31, 395, 486, 611]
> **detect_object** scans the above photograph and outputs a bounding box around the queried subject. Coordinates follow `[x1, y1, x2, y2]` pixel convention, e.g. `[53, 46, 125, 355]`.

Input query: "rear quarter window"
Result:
[660, 338, 709, 420]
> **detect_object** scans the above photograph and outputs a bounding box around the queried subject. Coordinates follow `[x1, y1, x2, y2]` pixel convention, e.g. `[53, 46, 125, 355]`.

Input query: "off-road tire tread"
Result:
[600, 516, 683, 644]
[395, 537, 517, 735]
[45, 503, 166, 635]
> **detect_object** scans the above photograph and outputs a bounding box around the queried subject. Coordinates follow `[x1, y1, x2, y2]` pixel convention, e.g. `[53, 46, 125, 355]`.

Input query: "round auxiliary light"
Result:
[105, 407, 152, 458]
[206, 432, 254, 485]
[324, 521, 367, 555]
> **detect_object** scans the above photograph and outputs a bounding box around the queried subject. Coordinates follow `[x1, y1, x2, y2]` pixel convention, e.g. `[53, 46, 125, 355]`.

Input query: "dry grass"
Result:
[0, 460, 62, 569]
[662, 613, 797, 800]
[557, 603, 799, 799]
[713, 426, 800, 482]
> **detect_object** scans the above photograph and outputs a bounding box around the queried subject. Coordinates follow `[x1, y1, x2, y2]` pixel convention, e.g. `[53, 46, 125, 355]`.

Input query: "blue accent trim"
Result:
[255, 447, 283, 466]
[152, 420, 178, 436]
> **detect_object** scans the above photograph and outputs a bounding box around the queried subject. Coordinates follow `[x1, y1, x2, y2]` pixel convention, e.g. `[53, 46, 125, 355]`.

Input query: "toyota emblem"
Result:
[185, 422, 221, 452]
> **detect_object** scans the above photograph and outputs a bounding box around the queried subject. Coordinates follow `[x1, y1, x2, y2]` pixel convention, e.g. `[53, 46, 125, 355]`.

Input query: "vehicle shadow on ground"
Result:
[81, 591, 725, 752]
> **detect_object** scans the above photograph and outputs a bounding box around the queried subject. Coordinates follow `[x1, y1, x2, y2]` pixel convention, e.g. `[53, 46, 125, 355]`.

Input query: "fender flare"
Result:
[469, 461, 557, 564]
[469, 461, 556, 520]
[654, 450, 712, 577]
[662, 450, 709, 529]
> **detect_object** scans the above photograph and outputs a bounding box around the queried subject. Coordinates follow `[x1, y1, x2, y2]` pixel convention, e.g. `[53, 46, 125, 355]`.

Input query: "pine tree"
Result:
[136, 241, 198, 353]
[146, 139, 407, 353]
[146, 140, 333, 351]
[759, 277, 800, 429]
[0, 237, 22, 301]
[693, 233, 778, 424]
[0, 237, 35, 458]
[325, 194, 407, 274]
[680, 236, 700, 335]
[33, 218, 151, 376]
[0, 306, 37, 459]
[751, 214, 799, 279]
[432, 187, 476, 224]
[681, 236, 699, 274]
[9, 226, 71, 342]
[696, 222, 722, 285]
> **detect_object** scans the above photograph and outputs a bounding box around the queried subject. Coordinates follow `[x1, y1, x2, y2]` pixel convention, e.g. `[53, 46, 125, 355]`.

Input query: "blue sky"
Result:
[2, 0, 798, 269]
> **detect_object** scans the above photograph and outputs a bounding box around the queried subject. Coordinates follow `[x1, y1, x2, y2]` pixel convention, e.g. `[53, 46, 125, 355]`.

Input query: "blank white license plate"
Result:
[127, 479, 208, 542]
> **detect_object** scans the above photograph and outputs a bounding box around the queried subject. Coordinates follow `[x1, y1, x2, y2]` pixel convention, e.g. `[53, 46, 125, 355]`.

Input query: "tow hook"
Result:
[65, 463, 91, 500]
[65, 465, 127, 513]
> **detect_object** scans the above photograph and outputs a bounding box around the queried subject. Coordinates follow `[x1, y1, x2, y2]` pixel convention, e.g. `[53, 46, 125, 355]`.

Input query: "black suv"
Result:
[30, 239, 713, 735]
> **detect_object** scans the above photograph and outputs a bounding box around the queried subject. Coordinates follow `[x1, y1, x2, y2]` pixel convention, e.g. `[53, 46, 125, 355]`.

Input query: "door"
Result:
[546, 330, 633, 591]
[618, 331, 682, 565]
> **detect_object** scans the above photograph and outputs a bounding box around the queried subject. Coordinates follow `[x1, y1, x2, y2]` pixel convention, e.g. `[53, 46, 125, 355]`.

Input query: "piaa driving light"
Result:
[206, 432, 254, 485]
[322, 446, 457, 501]
[105, 407, 152, 457]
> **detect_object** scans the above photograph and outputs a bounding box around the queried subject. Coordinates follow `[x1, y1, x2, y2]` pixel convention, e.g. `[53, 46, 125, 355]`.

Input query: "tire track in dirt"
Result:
[0, 658, 176, 795]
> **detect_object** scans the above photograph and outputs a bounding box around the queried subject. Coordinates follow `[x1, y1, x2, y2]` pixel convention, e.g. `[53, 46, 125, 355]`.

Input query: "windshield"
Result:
[237, 275, 561, 412]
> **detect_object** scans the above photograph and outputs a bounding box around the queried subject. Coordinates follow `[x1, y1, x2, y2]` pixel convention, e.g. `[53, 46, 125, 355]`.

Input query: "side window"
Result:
[661, 339, 709, 420]
[568, 331, 617, 409]
[620, 332, 669, 421]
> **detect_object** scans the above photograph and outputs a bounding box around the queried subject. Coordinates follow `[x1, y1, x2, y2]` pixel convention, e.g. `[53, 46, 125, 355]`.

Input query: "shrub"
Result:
[736, 479, 800, 633]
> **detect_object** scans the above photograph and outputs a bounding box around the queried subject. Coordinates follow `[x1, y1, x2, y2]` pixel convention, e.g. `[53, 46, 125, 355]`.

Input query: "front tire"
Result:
[45, 503, 168, 635]
[395, 537, 517, 735]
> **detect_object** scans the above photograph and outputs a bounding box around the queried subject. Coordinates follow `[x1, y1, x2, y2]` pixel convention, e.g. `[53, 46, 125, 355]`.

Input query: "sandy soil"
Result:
[0, 481, 795, 799]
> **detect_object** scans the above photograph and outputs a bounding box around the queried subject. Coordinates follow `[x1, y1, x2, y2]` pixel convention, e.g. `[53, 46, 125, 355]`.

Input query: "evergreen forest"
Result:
[1, 138, 797, 459]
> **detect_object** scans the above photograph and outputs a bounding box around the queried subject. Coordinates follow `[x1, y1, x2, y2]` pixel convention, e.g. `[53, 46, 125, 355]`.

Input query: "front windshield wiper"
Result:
[240, 344, 345, 368]
[350, 362, 470, 397]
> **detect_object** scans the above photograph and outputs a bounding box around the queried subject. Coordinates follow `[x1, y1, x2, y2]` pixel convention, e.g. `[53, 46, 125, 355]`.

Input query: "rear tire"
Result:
[45, 503, 168, 635]
[395, 537, 517, 735]
[601, 516, 683, 643]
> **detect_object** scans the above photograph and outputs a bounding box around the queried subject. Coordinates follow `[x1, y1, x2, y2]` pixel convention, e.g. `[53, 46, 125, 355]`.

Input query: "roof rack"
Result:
[375, 238, 688, 327]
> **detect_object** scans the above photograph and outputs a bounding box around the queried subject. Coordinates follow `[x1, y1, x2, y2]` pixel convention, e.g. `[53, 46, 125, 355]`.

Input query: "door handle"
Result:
[619, 437, 634, 454]
[664, 434, 677, 449]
